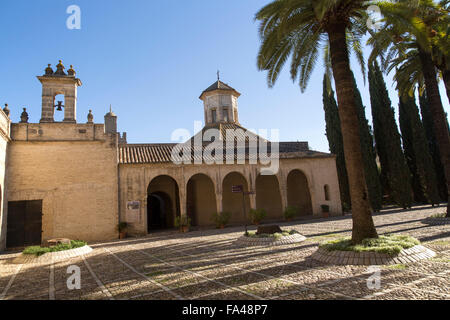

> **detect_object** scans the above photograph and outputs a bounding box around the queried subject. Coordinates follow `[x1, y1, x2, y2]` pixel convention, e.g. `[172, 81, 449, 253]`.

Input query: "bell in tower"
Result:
[37, 60, 82, 123]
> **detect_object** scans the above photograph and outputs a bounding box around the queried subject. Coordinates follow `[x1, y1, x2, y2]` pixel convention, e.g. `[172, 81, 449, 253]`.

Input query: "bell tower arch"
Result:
[37, 60, 82, 123]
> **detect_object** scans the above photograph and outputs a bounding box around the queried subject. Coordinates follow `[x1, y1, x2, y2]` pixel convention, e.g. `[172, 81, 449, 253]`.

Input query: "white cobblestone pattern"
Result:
[312, 245, 436, 265]
[234, 233, 307, 247]
[11, 245, 93, 265]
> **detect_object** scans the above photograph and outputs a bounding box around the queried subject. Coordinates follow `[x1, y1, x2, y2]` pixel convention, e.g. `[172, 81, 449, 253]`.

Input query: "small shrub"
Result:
[211, 211, 231, 228]
[342, 202, 351, 213]
[248, 208, 267, 224]
[283, 206, 298, 220]
[273, 233, 283, 240]
[23, 240, 87, 256]
[174, 216, 191, 228]
[321, 204, 330, 213]
[117, 222, 128, 232]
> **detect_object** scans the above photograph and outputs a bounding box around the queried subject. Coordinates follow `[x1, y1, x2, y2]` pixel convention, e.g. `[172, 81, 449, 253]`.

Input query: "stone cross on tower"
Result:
[37, 60, 82, 123]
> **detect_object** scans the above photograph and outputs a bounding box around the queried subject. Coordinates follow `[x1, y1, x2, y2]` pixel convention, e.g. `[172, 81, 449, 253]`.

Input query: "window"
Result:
[324, 185, 330, 201]
[211, 109, 217, 123]
[223, 108, 229, 122]
[220, 95, 230, 106]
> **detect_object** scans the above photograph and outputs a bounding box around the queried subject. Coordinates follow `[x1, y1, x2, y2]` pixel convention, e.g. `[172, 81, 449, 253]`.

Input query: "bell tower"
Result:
[37, 60, 82, 123]
[199, 74, 241, 125]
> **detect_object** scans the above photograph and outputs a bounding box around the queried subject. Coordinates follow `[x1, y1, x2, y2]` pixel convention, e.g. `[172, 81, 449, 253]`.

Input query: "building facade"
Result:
[0, 62, 342, 250]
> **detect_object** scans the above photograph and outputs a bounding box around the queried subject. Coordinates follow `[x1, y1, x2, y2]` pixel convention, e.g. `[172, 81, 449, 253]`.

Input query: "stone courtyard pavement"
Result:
[0, 205, 449, 300]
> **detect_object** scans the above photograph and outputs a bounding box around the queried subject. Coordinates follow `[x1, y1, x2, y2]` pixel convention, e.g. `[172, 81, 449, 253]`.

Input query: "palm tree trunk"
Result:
[327, 24, 378, 243]
[419, 48, 450, 216]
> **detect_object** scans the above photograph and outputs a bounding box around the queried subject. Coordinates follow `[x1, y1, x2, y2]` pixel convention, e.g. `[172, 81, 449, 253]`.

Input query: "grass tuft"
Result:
[386, 264, 408, 270]
[430, 212, 446, 218]
[245, 229, 299, 239]
[319, 234, 420, 255]
[23, 240, 87, 256]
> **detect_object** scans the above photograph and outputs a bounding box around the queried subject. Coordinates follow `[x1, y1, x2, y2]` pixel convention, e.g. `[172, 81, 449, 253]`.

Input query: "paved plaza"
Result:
[0, 205, 449, 300]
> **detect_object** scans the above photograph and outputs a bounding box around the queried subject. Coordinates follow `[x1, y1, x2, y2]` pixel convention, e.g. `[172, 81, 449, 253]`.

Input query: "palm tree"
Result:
[431, 0, 450, 102]
[255, 0, 378, 243]
[369, 1, 449, 102]
[369, 0, 450, 216]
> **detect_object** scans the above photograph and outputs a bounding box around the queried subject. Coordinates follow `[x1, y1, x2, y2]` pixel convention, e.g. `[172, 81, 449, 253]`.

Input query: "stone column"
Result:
[40, 89, 54, 122]
[178, 180, 187, 217]
[248, 167, 256, 209]
[63, 92, 76, 123]
[216, 192, 223, 213]
[249, 193, 256, 210]
[141, 196, 147, 234]
[278, 171, 288, 211]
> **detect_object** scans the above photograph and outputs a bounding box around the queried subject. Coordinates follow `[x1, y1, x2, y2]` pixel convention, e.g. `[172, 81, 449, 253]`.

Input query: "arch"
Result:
[186, 173, 217, 226]
[324, 184, 330, 201]
[255, 174, 282, 220]
[287, 169, 313, 216]
[147, 175, 180, 231]
[53, 93, 65, 121]
[222, 172, 250, 223]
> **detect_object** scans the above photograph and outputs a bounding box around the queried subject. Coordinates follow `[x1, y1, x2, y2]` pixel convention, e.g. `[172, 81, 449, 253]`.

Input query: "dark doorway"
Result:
[222, 172, 250, 224]
[6, 200, 43, 248]
[287, 170, 313, 216]
[147, 193, 169, 231]
[256, 174, 283, 220]
[186, 174, 216, 227]
[147, 175, 180, 232]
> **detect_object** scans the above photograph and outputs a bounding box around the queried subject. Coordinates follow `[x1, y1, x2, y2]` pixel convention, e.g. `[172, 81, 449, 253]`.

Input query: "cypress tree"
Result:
[399, 97, 426, 203]
[352, 73, 383, 211]
[399, 94, 441, 205]
[322, 75, 351, 212]
[419, 91, 449, 202]
[368, 62, 412, 209]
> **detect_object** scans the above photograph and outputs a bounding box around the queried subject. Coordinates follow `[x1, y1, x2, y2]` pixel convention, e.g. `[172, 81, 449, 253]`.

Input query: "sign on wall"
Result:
[126, 201, 141, 223]
[232, 185, 243, 193]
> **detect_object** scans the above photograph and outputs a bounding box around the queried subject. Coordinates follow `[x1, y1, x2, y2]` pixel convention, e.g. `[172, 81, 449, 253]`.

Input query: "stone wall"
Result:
[6, 122, 119, 244]
[0, 110, 11, 250]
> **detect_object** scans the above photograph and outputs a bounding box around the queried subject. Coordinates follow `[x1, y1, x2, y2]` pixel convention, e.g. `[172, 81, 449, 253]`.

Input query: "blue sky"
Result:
[0, 0, 448, 152]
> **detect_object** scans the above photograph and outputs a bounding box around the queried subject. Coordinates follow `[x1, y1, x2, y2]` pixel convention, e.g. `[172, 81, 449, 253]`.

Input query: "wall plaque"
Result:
[126, 201, 141, 223]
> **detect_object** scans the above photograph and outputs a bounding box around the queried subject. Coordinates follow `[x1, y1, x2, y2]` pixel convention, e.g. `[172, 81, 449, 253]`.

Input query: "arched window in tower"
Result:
[211, 109, 217, 123]
[53, 94, 65, 122]
[324, 184, 330, 201]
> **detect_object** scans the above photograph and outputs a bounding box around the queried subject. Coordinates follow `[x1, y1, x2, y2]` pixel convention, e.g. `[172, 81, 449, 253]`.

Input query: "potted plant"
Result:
[118, 222, 128, 239]
[248, 208, 267, 225]
[175, 216, 191, 233]
[283, 206, 298, 221]
[321, 205, 330, 218]
[211, 211, 231, 229]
